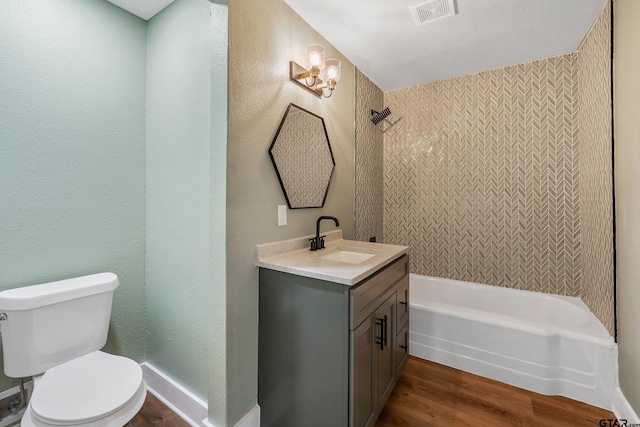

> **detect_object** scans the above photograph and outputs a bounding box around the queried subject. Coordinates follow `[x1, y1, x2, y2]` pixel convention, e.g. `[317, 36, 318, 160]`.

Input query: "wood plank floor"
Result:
[125, 392, 190, 427]
[127, 357, 616, 427]
[376, 356, 616, 427]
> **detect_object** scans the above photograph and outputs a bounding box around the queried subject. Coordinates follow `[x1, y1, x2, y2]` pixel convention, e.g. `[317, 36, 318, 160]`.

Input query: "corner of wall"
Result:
[575, 0, 615, 336]
[354, 69, 384, 243]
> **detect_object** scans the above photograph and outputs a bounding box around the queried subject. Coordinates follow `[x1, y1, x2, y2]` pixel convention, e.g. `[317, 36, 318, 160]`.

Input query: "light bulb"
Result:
[310, 53, 321, 67]
[327, 66, 338, 80]
[322, 59, 341, 83]
[305, 44, 325, 73]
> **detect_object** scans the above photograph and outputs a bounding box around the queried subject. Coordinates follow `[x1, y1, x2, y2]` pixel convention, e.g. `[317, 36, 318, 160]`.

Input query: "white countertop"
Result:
[256, 230, 409, 286]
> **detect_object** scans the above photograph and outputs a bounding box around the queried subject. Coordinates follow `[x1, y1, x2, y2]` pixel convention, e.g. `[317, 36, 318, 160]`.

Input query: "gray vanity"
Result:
[256, 231, 409, 427]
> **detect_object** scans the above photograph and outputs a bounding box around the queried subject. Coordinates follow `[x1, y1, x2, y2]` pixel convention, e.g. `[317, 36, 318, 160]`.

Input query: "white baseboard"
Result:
[612, 387, 640, 424]
[200, 405, 260, 427]
[140, 363, 261, 427]
[141, 362, 209, 427]
[234, 405, 260, 427]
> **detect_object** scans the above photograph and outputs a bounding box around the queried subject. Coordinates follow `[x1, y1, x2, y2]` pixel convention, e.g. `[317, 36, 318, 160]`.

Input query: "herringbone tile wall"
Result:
[354, 69, 384, 242]
[367, 3, 613, 334]
[383, 54, 582, 296]
[577, 4, 614, 335]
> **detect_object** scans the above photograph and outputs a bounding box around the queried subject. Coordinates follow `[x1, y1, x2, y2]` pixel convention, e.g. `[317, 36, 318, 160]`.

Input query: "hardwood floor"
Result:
[126, 357, 616, 427]
[125, 392, 190, 427]
[375, 356, 616, 427]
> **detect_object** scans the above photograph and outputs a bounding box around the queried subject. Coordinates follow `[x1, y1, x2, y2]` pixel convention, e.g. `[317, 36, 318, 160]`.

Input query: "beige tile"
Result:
[355, 3, 614, 335]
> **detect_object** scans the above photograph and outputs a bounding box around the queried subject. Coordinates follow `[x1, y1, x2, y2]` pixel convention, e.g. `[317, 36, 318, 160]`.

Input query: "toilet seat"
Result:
[23, 351, 146, 427]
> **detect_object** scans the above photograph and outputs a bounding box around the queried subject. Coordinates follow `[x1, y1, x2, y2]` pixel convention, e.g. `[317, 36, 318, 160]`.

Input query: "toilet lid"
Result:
[30, 351, 143, 425]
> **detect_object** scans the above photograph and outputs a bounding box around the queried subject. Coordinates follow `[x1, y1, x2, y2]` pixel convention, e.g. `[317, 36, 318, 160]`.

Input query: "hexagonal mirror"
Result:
[269, 104, 335, 209]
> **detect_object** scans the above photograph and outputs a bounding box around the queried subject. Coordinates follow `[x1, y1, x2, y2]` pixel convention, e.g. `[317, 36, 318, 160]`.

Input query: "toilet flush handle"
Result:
[0, 313, 7, 321]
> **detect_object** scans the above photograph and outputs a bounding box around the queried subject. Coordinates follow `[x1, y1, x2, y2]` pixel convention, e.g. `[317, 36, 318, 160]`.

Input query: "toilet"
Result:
[0, 273, 146, 426]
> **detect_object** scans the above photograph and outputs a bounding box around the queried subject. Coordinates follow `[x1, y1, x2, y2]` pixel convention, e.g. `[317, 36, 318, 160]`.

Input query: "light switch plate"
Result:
[278, 205, 287, 226]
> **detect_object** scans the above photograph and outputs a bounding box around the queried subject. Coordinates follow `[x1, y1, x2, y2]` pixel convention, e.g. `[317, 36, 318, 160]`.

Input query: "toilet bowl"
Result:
[0, 273, 146, 426]
[21, 351, 147, 427]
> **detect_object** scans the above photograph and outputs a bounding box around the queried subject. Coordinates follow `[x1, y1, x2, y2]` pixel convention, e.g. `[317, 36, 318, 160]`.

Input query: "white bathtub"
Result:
[409, 274, 618, 409]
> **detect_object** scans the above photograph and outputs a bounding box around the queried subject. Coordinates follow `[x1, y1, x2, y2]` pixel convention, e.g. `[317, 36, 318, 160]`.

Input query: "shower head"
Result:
[371, 107, 391, 125]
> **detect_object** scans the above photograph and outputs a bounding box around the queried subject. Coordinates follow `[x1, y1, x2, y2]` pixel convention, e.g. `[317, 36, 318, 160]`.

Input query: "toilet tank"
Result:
[0, 273, 119, 378]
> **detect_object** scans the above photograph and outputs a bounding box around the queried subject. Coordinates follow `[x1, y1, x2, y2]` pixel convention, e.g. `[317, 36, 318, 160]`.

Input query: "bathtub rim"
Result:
[408, 273, 619, 411]
[409, 273, 613, 345]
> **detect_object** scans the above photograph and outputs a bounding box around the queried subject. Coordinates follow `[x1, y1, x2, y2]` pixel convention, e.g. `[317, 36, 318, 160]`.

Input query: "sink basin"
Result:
[320, 250, 376, 264]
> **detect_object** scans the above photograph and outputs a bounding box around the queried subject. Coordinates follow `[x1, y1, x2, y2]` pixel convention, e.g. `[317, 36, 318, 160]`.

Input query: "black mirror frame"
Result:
[268, 103, 336, 209]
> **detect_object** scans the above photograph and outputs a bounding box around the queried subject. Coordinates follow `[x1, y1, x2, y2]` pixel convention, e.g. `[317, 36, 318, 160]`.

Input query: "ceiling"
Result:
[283, 0, 608, 91]
[106, 0, 227, 20]
[106, 0, 174, 20]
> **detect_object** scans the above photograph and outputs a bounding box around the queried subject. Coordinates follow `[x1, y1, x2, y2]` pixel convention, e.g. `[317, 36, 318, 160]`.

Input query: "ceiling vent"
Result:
[410, 0, 456, 26]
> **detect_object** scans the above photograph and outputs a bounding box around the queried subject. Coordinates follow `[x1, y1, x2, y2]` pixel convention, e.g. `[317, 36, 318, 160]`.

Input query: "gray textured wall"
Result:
[228, 0, 355, 424]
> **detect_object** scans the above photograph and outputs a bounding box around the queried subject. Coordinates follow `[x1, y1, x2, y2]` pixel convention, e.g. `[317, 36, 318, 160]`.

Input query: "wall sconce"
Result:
[290, 44, 341, 98]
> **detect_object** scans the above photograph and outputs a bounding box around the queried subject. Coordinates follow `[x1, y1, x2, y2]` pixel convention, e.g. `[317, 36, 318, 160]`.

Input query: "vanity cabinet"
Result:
[258, 254, 409, 427]
[351, 293, 395, 427]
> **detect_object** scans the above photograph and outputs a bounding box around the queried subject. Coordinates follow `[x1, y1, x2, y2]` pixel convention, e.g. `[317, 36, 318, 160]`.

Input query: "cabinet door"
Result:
[376, 293, 396, 407]
[351, 316, 376, 427]
[396, 321, 409, 373]
[396, 276, 409, 334]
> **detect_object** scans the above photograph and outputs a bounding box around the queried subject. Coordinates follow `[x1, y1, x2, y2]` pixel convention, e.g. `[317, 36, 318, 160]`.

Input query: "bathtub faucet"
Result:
[310, 216, 340, 251]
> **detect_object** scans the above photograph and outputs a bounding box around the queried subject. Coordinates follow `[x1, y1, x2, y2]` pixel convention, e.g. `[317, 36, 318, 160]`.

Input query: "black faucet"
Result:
[310, 216, 340, 251]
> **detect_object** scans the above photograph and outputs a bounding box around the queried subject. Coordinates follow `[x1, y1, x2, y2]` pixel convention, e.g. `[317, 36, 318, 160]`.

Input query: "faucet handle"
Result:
[309, 236, 327, 251]
[309, 237, 319, 251]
